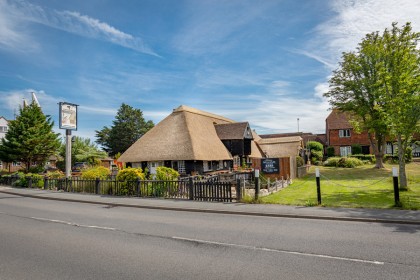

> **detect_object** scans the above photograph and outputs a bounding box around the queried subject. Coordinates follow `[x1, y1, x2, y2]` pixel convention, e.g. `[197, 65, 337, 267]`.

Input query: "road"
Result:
[0, 192, 419, 280]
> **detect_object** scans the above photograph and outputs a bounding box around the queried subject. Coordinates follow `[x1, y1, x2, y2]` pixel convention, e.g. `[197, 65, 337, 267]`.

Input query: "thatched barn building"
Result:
[119, 105, 263, 175]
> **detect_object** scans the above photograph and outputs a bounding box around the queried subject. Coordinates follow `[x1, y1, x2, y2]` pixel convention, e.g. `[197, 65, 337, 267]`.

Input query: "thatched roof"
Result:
[257, 136, 303, 158]
[215, 122, 252, 140]
[119, 105, 234, 162]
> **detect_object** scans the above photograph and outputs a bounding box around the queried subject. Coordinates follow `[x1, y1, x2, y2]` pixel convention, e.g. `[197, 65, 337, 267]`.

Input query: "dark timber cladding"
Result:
[215, 122, 253, 156]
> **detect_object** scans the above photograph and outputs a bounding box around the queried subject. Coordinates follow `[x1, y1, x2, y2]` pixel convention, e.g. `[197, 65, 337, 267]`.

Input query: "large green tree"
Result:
[95, 103, 154, 156]
[325, 22, 420, 186]
[380, 23, 420, 188]
[0, 101, 61, 172]
[325, 30, 389, 168]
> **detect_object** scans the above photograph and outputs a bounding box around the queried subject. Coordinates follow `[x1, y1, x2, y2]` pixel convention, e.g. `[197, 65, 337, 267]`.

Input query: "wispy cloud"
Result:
[172, 0, 276, 55]
[301, 0, 420, 70]
[0, 0, 157, 56]
[299, 0, 420, 111]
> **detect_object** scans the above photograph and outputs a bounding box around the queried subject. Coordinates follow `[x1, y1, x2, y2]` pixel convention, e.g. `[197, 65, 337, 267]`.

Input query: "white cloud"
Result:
[172, 0, 276, 55]
[303, 0, 420, 69]
[0, 0, 157, 55]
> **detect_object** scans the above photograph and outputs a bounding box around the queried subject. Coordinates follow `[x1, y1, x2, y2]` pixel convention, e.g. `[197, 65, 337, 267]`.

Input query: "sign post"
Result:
[59, 102, 78, 178]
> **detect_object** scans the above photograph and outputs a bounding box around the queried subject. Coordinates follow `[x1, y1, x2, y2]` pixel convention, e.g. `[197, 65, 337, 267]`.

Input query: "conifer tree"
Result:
[95, 103, 154, 156]
[0, 101, 61, 172]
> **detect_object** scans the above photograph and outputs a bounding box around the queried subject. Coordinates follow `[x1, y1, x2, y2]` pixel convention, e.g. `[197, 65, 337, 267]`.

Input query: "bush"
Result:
[324, 157, 364, 168]
[326, 146, 335, 157]
[116, 167, 145, 181]
[307, 141, 323, 151]
[28, 165, 45, 174]
[307, 141, 324, 164]
[116, 168, 146, 196]
[351, 144, 362, 155]
[81, 166, 111, 180]
[10, 172, 44, 188]
[350, 154, 375, 163]
[311, 150, 323, 164]
[296, 156, 304, 168]
[155, 166, 179, 181]
[46, 170, 65, 179]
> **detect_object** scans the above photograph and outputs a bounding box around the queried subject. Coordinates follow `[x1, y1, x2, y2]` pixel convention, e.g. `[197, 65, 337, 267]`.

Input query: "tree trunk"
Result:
[397, 135, 408, 190]
[369, 132, 386, 169]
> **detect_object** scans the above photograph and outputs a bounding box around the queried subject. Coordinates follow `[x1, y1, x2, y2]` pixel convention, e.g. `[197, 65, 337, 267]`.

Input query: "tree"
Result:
[380, 23, 420, 189]
[325, 22, 420, 186]
[95, 103, 154, 156]
[59, 136, 108, 167]
[325, 30, 389, 168]
[0, 101, 60, 172]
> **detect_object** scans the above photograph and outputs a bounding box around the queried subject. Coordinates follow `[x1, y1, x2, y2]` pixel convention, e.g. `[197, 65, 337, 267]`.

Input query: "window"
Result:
[178, 161, 185, 174]
[203, 161, 211, 172]
[13, 162, 21, 166]
[340, 146, 351, 157]
[339, 129, 351, 137]
[0, 161, 2, 169]
[0, 126, 7, 132]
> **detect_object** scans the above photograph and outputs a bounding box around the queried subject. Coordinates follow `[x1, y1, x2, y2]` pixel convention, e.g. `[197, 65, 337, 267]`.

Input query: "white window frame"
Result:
[339, 129, 351, 138]
[340, 146, 352, 157]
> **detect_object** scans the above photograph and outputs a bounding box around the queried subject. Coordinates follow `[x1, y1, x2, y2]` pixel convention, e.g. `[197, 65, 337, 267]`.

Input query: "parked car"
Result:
[71, 162, 88, 172]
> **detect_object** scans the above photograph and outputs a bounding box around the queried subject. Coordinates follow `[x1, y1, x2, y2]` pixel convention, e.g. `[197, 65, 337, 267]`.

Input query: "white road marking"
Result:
[30, 217, 116, 231]
[172, 236, 384, 265]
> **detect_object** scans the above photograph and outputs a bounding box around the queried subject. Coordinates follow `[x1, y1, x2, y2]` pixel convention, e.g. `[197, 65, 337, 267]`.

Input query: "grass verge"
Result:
[261, 162, 420, 210]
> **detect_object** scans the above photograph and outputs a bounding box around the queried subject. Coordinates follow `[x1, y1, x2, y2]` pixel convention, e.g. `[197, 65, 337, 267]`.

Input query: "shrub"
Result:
[116, 167, 145, 181]
[46, 170, 65, 179]
[116, 167, 145, 196]
[155, 166, 179, 181]
[323, 157, 364, 168]
[81, 166, 111, 180]
[307, 141, 324, 164]
[10, 172, 44, 188]
[326, 146, 335, 157]
[28, 165, 45, 174]
[311, 150, 323, 164]
[307, 141, 323, 151]
[350, 154, 375, 163]
[351, 144, 362, 155]
[296, 156, 304, 168]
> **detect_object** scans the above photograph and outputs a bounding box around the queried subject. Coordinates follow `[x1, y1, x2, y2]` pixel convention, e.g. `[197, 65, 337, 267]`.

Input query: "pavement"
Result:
[1, 186, 420, 225]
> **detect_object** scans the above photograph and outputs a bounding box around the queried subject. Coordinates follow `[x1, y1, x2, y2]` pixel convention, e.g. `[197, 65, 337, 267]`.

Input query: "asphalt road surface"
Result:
[1, 192, 419, 279]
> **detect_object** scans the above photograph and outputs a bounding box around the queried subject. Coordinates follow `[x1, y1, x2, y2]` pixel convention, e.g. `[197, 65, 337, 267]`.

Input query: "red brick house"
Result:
[326, 110, 420, 158]
[325, 110, 371, 156]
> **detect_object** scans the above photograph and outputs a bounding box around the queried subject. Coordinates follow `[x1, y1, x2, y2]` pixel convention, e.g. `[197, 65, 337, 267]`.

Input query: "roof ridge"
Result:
[174, 105, 235, 123]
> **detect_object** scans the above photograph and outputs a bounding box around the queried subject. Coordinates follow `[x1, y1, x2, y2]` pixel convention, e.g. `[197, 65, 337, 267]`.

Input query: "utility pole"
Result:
[297, 118, 300, 132]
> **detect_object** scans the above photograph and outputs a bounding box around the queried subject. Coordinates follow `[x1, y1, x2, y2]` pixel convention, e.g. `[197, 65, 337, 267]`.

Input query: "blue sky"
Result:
[1, 0, 420, 141]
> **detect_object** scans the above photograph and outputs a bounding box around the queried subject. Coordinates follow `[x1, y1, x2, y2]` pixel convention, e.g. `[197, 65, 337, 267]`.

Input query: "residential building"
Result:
[325, 110, 371, 157]
[325, 109, 420, 158]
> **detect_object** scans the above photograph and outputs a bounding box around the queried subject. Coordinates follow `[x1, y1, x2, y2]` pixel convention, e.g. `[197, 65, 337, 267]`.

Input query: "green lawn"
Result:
[261, 162, 420, 210]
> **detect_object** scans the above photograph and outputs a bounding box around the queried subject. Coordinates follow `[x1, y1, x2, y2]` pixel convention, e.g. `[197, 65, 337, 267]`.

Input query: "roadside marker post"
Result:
[254, 169, 260, 201]
[316, 168, 321, 205]
[392, 167, 400, 206]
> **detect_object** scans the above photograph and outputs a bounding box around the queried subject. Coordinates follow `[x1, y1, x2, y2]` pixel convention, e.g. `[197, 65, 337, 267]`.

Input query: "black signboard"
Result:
[261, 158, 279, 174]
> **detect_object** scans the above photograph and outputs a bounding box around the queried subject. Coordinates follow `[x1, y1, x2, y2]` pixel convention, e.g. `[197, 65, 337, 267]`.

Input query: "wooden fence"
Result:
[0, 175, 241, 202]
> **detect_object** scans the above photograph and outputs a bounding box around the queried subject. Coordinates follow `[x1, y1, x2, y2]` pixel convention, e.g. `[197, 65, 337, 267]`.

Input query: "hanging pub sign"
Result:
[261, 158, 280, 174]
[59, 102, 78, 130]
